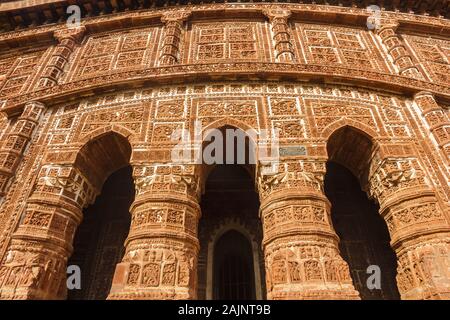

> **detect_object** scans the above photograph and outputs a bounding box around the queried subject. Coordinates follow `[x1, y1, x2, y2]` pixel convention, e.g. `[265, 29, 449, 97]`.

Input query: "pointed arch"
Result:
[75, 130, 132, 190]
[200, 120, 258, 185]
[322, 118, 379, 141]
[77, 124, 136, 146]
[326, 125, 377, 186]
[202, 117, 259, 141]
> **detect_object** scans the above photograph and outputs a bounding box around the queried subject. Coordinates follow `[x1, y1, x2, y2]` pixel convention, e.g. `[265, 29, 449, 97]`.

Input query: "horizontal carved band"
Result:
[2, 62, 449, 116]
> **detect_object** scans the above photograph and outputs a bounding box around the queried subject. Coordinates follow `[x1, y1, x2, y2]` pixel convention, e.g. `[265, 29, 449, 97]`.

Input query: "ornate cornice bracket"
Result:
[262, 8, 292, 21]
[160, 10, 192, 24]
[53, 26, 86, 44]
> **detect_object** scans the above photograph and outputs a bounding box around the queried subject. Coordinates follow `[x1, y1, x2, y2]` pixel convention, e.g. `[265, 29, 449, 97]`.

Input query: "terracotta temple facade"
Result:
[0, 0, 449, 300]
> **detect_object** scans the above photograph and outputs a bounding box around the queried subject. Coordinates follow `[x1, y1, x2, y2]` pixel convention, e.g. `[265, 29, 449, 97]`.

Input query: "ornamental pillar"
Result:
[263, 9, 295, 62]
[0, 164, 97, 299]
[368, 154, 450, 299]
[108, 163, 201, 300]
[159, 11, 191, 65]
[257, 160, 360, 300]
[376, 23, 425, 80]
[414, 92, 450, 162]
[37, 26, 85, 88]
[0, 101, 45, 197]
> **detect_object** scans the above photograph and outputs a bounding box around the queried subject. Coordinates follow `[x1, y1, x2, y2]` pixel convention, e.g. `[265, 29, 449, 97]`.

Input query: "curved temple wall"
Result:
[0, 2, 448, 300]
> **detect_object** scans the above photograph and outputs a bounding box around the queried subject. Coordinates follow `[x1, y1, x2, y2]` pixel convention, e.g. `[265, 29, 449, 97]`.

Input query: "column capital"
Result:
[23, 100, 45, 108]
[133, 163, 202, 202]
[256, 159, 326, 204]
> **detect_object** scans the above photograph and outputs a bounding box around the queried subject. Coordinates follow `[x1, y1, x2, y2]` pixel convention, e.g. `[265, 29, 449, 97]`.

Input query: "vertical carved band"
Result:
[414, 92, 450, 163]
[108, 163, 201, 300]
[159, 12, 191, 65]
[0, 101, 45, 197]
[376, 23, 424, 80]
[37, 27, 86, 88]
[263, 9, 295, 62]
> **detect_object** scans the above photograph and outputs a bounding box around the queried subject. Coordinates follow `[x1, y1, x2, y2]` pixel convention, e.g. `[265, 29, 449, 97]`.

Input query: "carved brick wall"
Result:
[404, 35, 450, 84]
[187, 21, 269, 63]
[294, 24, 389, 72]
[62, 27, 161, 82]
[0, 3, 449, 300]
[0, 50, 46, 97]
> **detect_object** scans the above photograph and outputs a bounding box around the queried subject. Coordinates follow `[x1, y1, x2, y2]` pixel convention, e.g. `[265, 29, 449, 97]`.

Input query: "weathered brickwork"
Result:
[0, 2, 449, 300]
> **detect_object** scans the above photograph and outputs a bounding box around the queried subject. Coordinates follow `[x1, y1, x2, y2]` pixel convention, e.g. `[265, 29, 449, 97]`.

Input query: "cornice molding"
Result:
[0, 3, 449, 50]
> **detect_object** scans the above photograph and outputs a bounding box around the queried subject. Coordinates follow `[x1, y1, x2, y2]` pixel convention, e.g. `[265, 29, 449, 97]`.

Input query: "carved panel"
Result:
[295, 24, 387, 72]
[67, 28, 159, 81]
[405, 35, 450, 85]
[0, 51, 44, 97]
[189, 22, 268, 63]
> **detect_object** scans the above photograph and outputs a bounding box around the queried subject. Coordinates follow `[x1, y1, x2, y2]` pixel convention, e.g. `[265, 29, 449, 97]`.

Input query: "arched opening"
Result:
[201, 125, 256, 166]
[197, 125, 264, 300]
[67, 166, 134, 299]
[325, 126, 400, 300]
[213, 230, 255, 300]
[67, 132, 134, 300]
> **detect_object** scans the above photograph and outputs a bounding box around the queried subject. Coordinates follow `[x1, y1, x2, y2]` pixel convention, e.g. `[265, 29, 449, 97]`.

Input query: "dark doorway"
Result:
[197, 163, 264, 300]
[67, 165, 134, 300]
[324, 161, 400, 300]
[214, 230, 256, 300]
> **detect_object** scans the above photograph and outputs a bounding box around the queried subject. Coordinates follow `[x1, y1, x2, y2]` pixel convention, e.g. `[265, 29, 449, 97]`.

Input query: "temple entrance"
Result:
[67, 165, 134, 300]
[214, 230, 256, 299]
[198, 164, 264, 300]
[325, 126, 400, 300]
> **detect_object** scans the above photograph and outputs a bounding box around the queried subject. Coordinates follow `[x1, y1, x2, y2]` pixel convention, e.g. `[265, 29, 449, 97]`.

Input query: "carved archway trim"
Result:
[322, 119, 380, 140]
[76, 124, 136, 147]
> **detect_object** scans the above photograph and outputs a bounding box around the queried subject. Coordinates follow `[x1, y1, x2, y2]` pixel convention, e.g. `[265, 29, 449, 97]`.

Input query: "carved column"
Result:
[108, 163, 201, 300]
[0, 101, 45, 197]
[414, 92, 450, 162]
[159, 11, 191, 65]
[263, 9, 295, 62]
[37, 27, 85, 88]
[0, 164, 97, 299]
[376, 23, 425, 80]
[257, 160, 360, 300]
[368, 154, 450, 300]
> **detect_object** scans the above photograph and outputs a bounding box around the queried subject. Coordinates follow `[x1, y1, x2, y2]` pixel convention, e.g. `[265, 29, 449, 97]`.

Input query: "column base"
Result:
[0, 287, 63, 300]
[107, 242, 198, 300]
[268, 284, 360, 300]
[108, 288, 193, 300]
